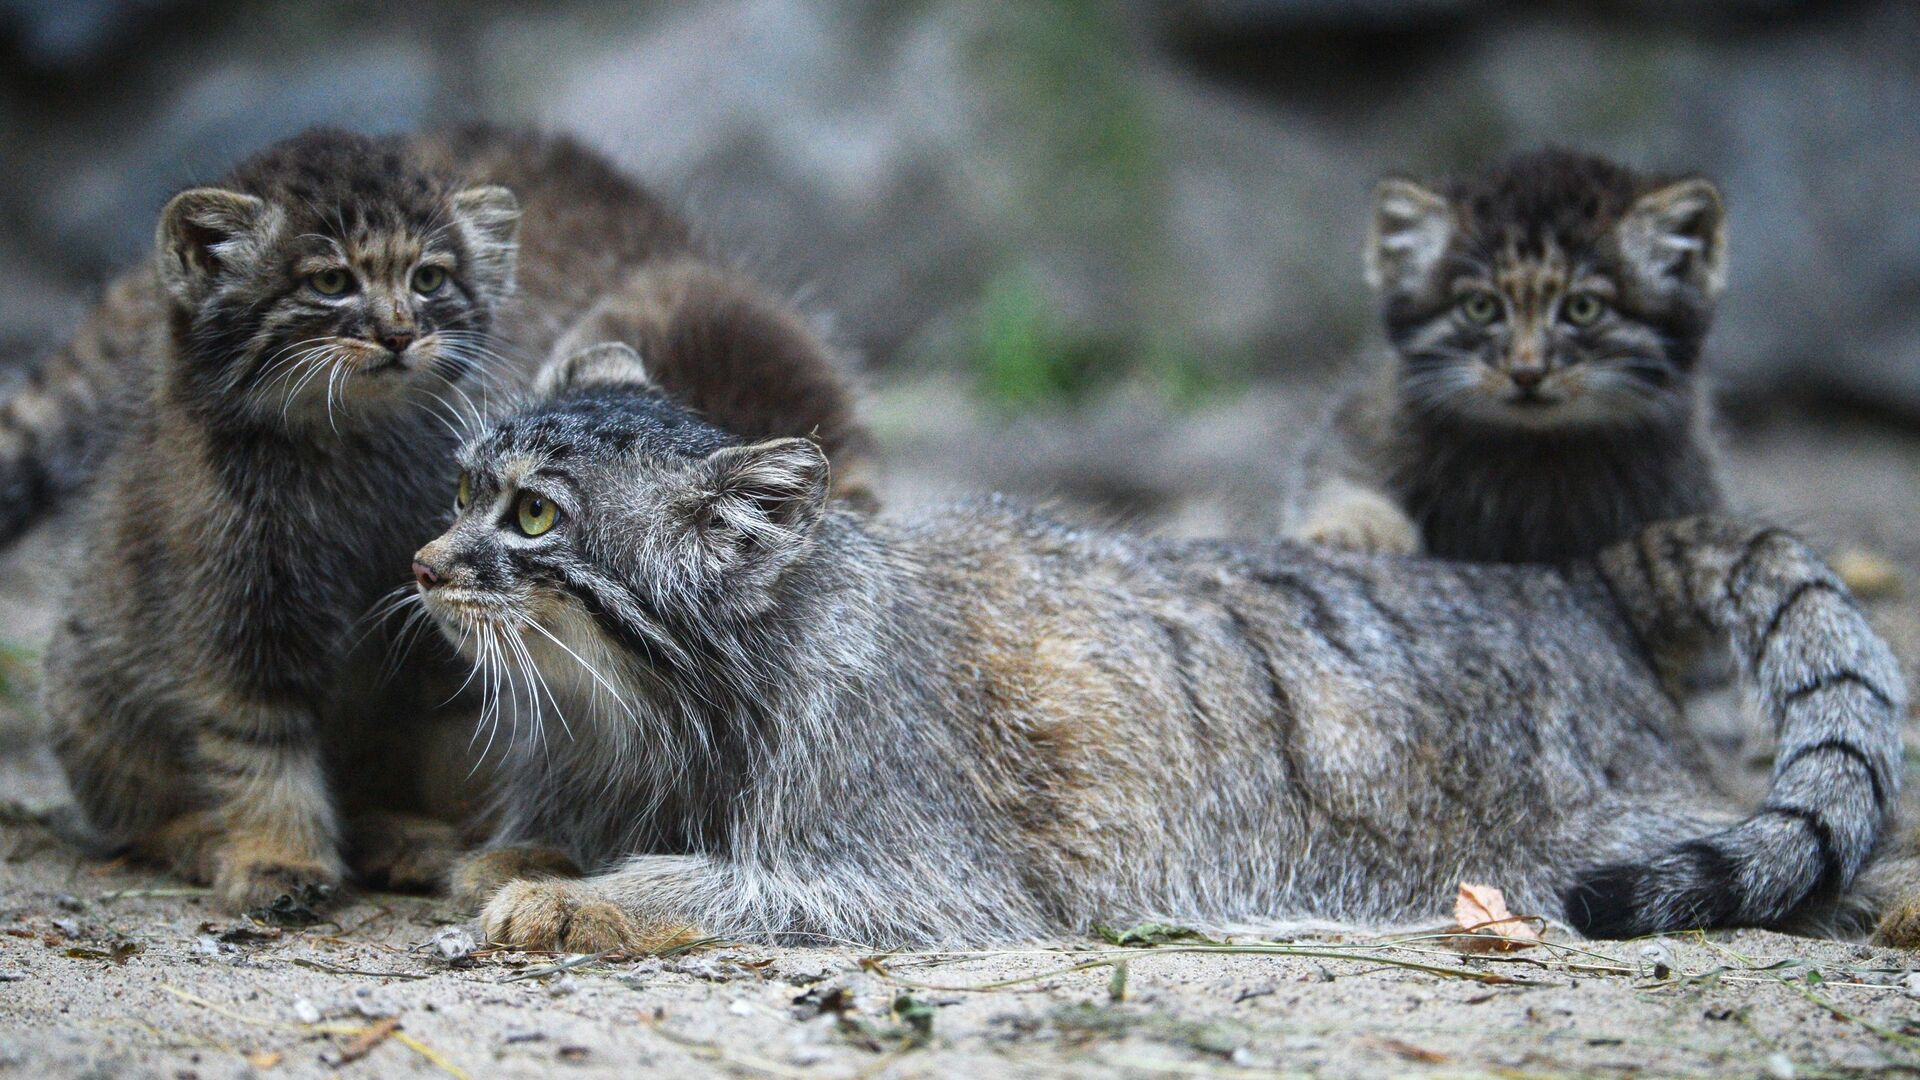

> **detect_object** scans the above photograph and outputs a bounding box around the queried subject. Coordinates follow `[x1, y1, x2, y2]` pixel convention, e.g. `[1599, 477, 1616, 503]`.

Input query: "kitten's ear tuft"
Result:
[1618, 178, 1726, 298]
[155, 187, 269, 302]
[697, 437, 830, 547]
[536, 342, 657, 398]
[452, 184, 522, 293]
[1366, 178, 1453, 292]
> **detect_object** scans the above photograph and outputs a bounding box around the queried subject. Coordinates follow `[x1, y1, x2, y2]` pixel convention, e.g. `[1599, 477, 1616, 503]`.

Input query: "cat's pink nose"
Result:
[1510, 367, 1546, 389]
[381, 331, 417, 355]
[412, 559, 443, 589]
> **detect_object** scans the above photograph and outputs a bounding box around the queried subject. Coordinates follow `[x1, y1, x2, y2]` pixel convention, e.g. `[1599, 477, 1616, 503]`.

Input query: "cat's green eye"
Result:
[455, 472, 472, 511]
[412, 265, 447, 294]
[1459, 292, 1502, 325]
[308, 268, 353, 296]
[1562, 293, 1605, 327]
[516, 492, 558, 537]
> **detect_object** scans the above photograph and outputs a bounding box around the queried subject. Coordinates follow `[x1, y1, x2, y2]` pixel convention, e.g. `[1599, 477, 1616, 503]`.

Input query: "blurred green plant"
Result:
[963, 0, 1218, 409]
[975, 268, 1122, 407]
[0, 641, 37, 707]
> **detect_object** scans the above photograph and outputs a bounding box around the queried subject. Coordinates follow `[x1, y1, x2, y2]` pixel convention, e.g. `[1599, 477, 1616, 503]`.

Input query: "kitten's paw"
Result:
[449, 845, 583, 910]
[346, 812, 464, 894]
[1295, 494, 1421, 556]
[482, 880, 694, 954]
[1872, 897, 1920, 949]
[130, 810, 226, 884]
[212, 834, 346, 916]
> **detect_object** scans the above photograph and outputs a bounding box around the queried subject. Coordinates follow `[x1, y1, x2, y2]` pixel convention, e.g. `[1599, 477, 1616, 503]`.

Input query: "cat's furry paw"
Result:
[1294, 489, 1422, 556]
[449, 845, 583, 910]
[481, 880, 694, 954]
[212, 833, 345, 915]
[346, 812, 464, 894]
[129, 810, 226, 883]
[1872, 897, 1920, 949]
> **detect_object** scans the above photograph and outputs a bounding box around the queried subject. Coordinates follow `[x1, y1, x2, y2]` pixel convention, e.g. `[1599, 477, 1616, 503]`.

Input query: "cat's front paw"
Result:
[346, 811, 464, 894]
[1873, 896, 1920, 949]
[212, 833, 346, 916]
[449, 845, 583, 910]
[1295, 492, 1422, 556]
[481, 880, 694, 954]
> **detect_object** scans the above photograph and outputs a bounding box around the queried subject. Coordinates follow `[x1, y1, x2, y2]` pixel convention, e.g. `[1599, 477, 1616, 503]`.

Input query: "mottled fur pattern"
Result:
[416, 349, 1903, 948]
[42, 127, 871, 913]
[1292, 148, 1727, 563]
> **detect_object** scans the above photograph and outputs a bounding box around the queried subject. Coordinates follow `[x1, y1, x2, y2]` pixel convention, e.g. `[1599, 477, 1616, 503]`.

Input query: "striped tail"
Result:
[1565, 516, 1905, 937]
[0, 274, 150, 544]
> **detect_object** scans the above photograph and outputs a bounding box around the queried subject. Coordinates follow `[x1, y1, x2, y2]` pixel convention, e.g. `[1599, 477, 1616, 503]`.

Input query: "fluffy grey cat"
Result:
[409, 344, 1905, 950]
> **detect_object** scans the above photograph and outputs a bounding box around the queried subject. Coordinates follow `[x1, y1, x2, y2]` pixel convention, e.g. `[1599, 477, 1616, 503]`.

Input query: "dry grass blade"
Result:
[289, 957, 429, 980]
[160, 984, 470, 1079]
[336, 1017, 400, 1064]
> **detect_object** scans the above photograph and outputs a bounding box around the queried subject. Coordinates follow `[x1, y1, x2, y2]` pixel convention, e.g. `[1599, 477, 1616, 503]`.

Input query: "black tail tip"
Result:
[1562, 864, 1652, 939]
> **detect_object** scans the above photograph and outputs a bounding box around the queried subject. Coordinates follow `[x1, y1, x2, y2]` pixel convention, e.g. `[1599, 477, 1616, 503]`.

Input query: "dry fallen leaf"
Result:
[1448, 883, 1542, 953]
[245, 1050, 282, 1070]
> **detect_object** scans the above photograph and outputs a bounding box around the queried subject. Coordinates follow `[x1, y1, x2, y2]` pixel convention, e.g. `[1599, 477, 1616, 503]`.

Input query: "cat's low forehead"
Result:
[1446, 149, 1656, 253]
[224, 128, 450, 237]
[477, 389, 735, 470]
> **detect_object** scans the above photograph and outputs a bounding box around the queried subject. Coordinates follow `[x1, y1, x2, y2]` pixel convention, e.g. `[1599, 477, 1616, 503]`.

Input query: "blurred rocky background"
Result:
[4, 0, 1918, 411]
[0, 0, 1916, 544]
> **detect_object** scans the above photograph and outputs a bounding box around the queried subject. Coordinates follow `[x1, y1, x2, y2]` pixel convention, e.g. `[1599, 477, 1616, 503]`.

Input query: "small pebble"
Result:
[50, 918, 80, 938]
[1901, 972, 1920, 999]
[292, 999, 321, 1025]
[728, 999, 754, 1017]
[1639, 940, 1674, 979]
[427, 926, 478, 962]
[1765, 1051, 1796, 1079]
[53, 895, 84, 913]
[547, 975, 580, 997]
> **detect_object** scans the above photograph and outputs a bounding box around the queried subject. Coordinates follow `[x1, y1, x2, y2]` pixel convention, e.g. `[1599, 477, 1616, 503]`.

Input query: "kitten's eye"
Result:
[516, 492, 558, 537]
[455, 472, 472, 511]
[1459, 292, 1502, 325]
[308, 268, 354, 296]
[412, 265, 447, 294]
[1562, 293, 1605, 327]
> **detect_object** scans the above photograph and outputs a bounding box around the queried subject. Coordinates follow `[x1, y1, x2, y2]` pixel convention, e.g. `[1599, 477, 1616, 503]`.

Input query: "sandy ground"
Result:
[2, 376, 1918, 1078]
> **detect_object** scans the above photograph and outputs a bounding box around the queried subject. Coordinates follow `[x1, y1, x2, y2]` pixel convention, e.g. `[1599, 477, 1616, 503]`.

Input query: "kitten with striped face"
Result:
[42, 128, 875, 916]
[1292, 149, 1728, 564]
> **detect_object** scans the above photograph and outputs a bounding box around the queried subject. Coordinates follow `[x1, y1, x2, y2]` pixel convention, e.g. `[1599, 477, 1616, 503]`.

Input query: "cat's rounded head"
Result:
[412, 343, 830, 679]
[153, 128, 521, 428]
[1366, 148, 1724, 432]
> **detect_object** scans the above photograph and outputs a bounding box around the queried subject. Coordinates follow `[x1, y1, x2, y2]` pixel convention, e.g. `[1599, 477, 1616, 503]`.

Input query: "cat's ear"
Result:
[451, 184, 522, 294]
[536, 342, 656, 398]
[1617, 178, 1726, 299]
[155, 187, 270, 303]
[1366, 178, 1453, 293]
[694, 437, 830, 552]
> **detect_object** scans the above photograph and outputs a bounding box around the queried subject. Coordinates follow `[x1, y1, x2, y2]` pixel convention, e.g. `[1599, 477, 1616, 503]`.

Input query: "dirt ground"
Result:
[2, 375, 1918, 1079]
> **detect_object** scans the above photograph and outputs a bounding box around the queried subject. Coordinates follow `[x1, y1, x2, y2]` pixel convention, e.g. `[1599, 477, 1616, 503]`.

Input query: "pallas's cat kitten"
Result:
[412, 345, 1900, 950]
[1291, 148, 1728, 563]
[41, 128, 871, 913]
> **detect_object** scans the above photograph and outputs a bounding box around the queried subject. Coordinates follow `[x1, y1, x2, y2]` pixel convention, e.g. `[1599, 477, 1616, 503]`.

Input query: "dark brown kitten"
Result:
[1291, 148, 1728, 564]
[39, 127, 871, 913]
